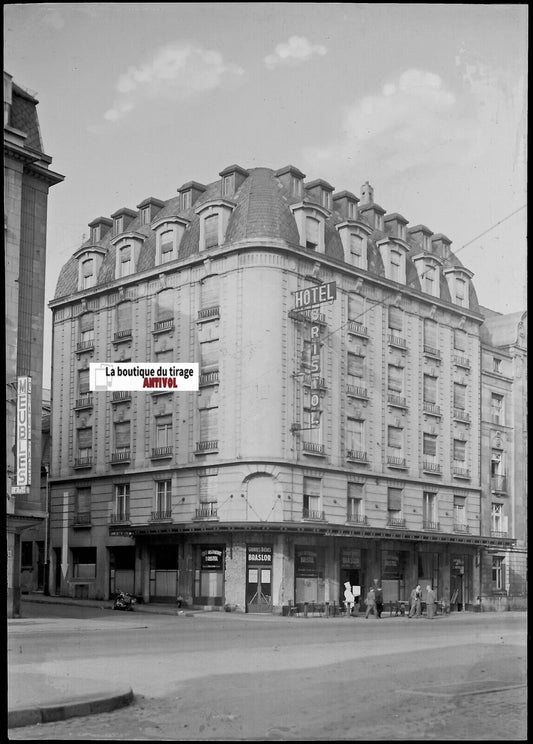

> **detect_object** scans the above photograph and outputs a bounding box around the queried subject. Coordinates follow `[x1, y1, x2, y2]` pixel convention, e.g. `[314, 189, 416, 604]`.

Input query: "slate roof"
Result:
[10, 83, 43, 153]
[54, 166, 480, 313]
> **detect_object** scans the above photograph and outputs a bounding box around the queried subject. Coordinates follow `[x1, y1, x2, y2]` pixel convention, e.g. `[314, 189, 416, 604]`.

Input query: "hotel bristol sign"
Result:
[293, 281, 336, 311]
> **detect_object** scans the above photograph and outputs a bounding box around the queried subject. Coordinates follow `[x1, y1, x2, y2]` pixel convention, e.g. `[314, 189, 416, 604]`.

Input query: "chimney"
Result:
[360, 181, 374, 205]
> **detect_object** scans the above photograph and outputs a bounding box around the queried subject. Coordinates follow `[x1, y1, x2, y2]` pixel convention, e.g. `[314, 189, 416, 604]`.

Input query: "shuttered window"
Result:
[199, 408, 218, 440]
[423, 433, 437, 457]
[82, 259, 94, 278]
[76, 487, 91, 512]
[453, 439, 466, 461]
[348, 294, 364, 321]
[304, 477, 321, 497]
[200, 339, 219, 369]
[79, 313, 94, 332]
[388, 487, 402, 511]
[117, 302, 131, 331]
[77, 427, 92, 449]
[454, 329, 467, 352]
[306, 217, 319, 249]
[160, 230, 174, 262]
[157, 289, 174, 321]
[424, 319, 437, 348]
[114, 421, 131, 449]
[199, 475, 217, 503]
[453, 383, 466, 409]
[205, 214, 219, 248]
[388, 364, 403, 393]
[200, 276, 219, 308]
[347, 352, 364, 378]
[423, 374, 437, 403]
[388, 306, 403, 331]
[347, 418, 363, 450]
[387, 426, 402, 449]
[78, 369, 90, 394]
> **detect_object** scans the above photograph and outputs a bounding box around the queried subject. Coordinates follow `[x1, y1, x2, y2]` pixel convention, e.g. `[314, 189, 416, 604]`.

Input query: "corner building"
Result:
[48, 164, 518, 612]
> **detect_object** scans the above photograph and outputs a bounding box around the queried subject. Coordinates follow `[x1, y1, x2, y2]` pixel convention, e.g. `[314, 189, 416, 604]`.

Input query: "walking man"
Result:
[408, 584, 422, 618]
[365, 587, 377, 618]
[426, 585, 436, 619]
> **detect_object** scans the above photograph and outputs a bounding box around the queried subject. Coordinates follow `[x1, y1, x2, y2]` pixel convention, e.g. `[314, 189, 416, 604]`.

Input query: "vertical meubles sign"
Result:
[17, 376, 31, 486]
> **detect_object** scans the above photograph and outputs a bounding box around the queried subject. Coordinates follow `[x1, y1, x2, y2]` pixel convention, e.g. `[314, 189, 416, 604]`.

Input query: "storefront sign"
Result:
[451, 557, 465, 574]
[16, 376, 31, 486]
[295, 548, 318, 576]
[247, 545, 273, 565]
[201, 546, 224, 570]
[340, 548, 361, 569]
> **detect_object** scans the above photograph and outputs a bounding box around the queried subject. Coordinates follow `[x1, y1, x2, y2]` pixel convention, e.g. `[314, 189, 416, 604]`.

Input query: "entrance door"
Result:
[340, 568, 363, 613]
[246, 566, 272, 613]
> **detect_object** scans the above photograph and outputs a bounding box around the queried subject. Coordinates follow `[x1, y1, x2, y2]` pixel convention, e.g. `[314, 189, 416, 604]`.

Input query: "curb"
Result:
[8, 687, 134, 729]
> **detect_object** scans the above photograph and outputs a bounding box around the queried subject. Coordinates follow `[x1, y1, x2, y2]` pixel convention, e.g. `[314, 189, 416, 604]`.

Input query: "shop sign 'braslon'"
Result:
[293, 281, 336, 311]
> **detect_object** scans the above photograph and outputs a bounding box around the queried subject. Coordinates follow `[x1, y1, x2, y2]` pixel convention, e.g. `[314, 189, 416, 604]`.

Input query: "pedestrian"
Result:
[343, 581, 355, 616]
[373, 580, 384, 618]
[426, 585, 436, 619]
[408, 584, 422, 618]
[364, 587, 377, 618]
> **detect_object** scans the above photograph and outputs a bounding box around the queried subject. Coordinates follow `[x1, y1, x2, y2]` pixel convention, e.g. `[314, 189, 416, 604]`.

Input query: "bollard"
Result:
[325, 601, 330, 617]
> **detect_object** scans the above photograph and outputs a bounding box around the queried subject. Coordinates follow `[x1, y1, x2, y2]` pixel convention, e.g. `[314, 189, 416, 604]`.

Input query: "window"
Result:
[204, 214, 219, 248]
[78, 368, 90, 396]
[181, 190, 192, 210]
[350, 234, 363, 266]
[114, 484, 130, 521]
[303, 476, 321, 518]
[455, 278, 466, 306]
[388, 364, 403, 393]
[321, 190, 331, 210]
[491, 450, 504, 477]
[423, 433, 437, 460]
[155, 415, 172, 448]
[200, 275, 219, 310]
[81, 258, 94, 289]
[347, 352, 364, 380]
[222, 174, 234, 196]
[114, 421, 131, 452]
[491, 504, 508, 536]
[453, 382, 466, 410]
[21, 541, 33, 569]
[453, 329, 467, 352]
[306, 216, 319, 250]
[72, 547, 97, 579]
[160, 230, 174, 263]
[423, 266, 436, 295]
[155, 479, 172, 514]
[199, 475, 217, 505]
[79, 312, 94, 344]
[199, 407, 218, 444]
[387, 487, 403, 520]
[347, 483, 364, 521]
[114, 215, 124, 235]
[453, 439, 466, 462]
[77, 427, 92, 459]
[346, 418, 364, 452]
[453, 495, 466, 526]
[116, 302, 132, 334]
[156, 289, 174, 323]
[140, 206, 150, 225]
[291, 176, 302, 197]
[424, 319, 438, 349]
[493, 357, 502, 373]
[200, 338, 219, 370]
[491, 556, 504, 590]
[119, 245, 133, 277]
[423, 374, 437, 404]
[348, 294, 364, 322]
[76, 487, 91, 518]
[423, 492, 438, 524]
[348, 201, 358, 220]
[390, 250, 402, 282]
[491, 393, 504, 424]
[388, 426, 403, 450]
[388, 306, 403, 332]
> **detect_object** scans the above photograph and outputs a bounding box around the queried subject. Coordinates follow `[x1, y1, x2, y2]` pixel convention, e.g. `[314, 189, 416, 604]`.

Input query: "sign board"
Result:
[11, 486, 29, 496]
[16, 376, 31, 486]
[201, 546, 224, 570]
[247, 545, 273, 566]
[293, 281, 336, 311]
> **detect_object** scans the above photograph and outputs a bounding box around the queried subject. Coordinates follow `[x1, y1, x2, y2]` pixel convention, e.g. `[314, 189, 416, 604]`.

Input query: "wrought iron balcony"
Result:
[152, 319, 174, 333]
[491, 475, 508, 493]
[490, 529, 509, 538]
[387, 517, 406, 528]
[346, 384, 368, 399]
[453, 522, 470, 533]
[200, 370, 220, 386]
[423, 344, 441, 358]
[198, 305, 220, 321]
[74, 456, 93, 469]
[76, 339, 94, 352]
[112, 391, 131, 402]
[346, 514, 368, 525]
[113, 329, 133, 342]
[387, 333, 407, 348]
[387, 393, 407, 408]
[150, 510, 172, 521]
[453, 408, 470, 423]
[453, 355, 471, 369]
[387, 455, 407, 468]
[423, 520, 441, 531]
[111, 449, 131, 463]
[302, 441, 326, 455]
[195, 504, 218, 519]
[73, 511, 91, 526]
[151, 446, 173, 459]
[195, 440, 218, 453]
[347, 449, 368, 462]
[74, 395, 94, 410]
[452, 465, 470, 478]
[422, 461, 441, 473]
[423, 401, 441, 416]
[302, 508, 325, 521]
[346, 321, 368, 337]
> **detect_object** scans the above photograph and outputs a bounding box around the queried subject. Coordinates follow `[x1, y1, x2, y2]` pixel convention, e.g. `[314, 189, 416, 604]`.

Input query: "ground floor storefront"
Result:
[49, 524, 495, 614]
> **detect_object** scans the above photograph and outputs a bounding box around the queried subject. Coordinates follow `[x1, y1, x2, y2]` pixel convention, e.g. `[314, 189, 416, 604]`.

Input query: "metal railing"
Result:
[387, 333, 407, 348]
[453, 355, 471, 368]
[387, 455, 407, 467]
[423, 344, 441, 358]
[452, 465, 470, 478]
[302, 441, 326, 455]
[153, 319, 174, 332]
[423, 401, 441, 415]
[73, 511, 91, 526]
[453, 409, 470, 422]
[112, 391, 131, 402]
[111, 450, 131, 463]
[346, 514, 368, 525]
[195, 504, 218, 518]
[114, 329, 132, 340]
[74, 456, 93, 468]
[453, 523, 470, 533]
[346, 384, 368, 399]
[151, 446, 173, 458]
[195, 440, 218, 452]
[387, 393, 407, 408]
[198, 305, 220, 320]
[200, 370, 220, 386]
[347, 449, 367, 461]
[151, 510, 172, 521]
[423, 520, 441, 531]
[110, 512, 130, 523]
[387, 517, 406, 528]
[75, 395, 93, 409]
[346, 321, 368, 337]
[423, 461, 441, 473]
[302, 508, 325, 520]
[491, 475, 507, 492]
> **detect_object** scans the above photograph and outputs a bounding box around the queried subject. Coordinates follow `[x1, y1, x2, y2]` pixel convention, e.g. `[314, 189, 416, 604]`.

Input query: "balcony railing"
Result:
[346, 514, 368, 525]
[112, 391, 131, 402]
[110, 512, 130, 523]
[76, 339, 94, 352]
[423, 344, 441, 358]
[74, 456, 93, 469]
[198, 305, 220, 321]
[302, 441, 326, 455]
[387, 455, 407, 468]
[423, 401, 441, 416]
[453, 522, 470, 533]
[453, 409, 470, 423]
[195, 504, 218, 519]
[195, 440, 218, 453]
[490, 529, 509, 538]
[423, 520, 441, 531]
[113, 329, 132, 342]
[491, 475, 508, 492]
[200, 370, 220, 386]
[346, 384, 368, 399]
[302, 508, 325, 521]
[74, 395, 94, 410]
[111, 450, 131, 463]
[453, 355, 471, 369]
[387, 393, 407, 408]
[387, 517, 406, 528]
[422, 461, 441, 473]
[151, 510, 172, 521]
[347, 449, 368, 462]
[452, 465, 470, 478]
[347, 321, 368, 337]
[73, 511, 91, 526]
[151, 446, 173, 459]
[153, 319, 174, 333]
[387, 333, 407, 348]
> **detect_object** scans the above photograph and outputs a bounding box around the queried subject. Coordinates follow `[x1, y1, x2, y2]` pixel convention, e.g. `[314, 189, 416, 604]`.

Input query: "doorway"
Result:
[246, 545, 273, 613]
[340, 568, 363, 613]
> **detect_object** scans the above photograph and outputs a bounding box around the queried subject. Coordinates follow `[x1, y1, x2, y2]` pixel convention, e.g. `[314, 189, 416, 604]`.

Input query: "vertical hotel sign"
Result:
[16, 376, 31, 486]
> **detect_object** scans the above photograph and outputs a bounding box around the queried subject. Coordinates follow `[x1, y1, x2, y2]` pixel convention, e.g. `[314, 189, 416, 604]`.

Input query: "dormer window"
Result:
[195, 199, 236, 252]
[181, 190, 192, 210]
[304, 179, 334, 213]
[222, 175, 233, 197]
[384, 213, 409, 241]
[275, 165, 306, 199]
[390, 250, 401, 282]
[377, 238, 409, 284]
[152, 216, 189, 266]
[348, 201, 358, 220]
[350, 234, 363, 264]
[292, 176, 303, 198]
[444, 267, 473, 309]
[75, 247, 106, 292]
[412, 254, 442, 298]
[219, 165, 249, 198]
[90, 227, 99, 243]
[321, 190, 331, 210]
[114, 215, 124, 235]
[291, 203, 329, 254]
[336, 218, 371, 269]
[111, 232, 144, 280]
[119, 245, 132, 277]
[88, 217, 112, 245]
[140, 206, 150, 225]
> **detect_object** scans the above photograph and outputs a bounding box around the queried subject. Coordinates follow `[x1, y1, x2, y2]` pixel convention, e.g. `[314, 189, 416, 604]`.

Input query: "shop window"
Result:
[72, 547, 97, 579]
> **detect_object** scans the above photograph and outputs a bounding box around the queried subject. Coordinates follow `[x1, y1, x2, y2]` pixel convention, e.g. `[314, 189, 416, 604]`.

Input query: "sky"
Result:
[4, 3, 528, 389]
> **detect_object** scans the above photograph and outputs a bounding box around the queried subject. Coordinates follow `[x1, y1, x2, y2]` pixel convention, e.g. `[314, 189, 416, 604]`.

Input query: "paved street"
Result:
[8, 601, 527, 740]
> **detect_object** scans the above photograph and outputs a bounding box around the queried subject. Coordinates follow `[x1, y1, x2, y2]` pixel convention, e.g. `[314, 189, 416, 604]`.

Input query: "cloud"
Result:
[104, 42, 245, 122]
[264, 36, 327, 70]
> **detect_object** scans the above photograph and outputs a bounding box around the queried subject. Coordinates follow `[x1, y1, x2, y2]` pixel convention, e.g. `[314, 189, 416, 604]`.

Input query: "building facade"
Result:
[5, 72, 64, 617]
[48, 163, 521, 612]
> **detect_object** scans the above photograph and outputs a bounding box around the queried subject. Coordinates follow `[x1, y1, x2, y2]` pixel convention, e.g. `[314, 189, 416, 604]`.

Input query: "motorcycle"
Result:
[113, 591, 136, 611]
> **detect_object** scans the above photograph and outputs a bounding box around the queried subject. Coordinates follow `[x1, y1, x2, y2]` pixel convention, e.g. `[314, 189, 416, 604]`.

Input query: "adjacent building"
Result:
[5, 72, 64, 617]
[47, 163, 524, 612]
